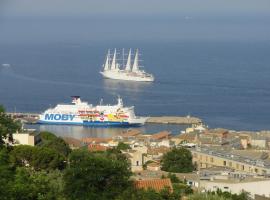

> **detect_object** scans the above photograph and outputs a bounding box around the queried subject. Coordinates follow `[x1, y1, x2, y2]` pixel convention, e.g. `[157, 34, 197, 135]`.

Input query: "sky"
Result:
[0, 0, 270, 43]
[1, 0, 270, 17]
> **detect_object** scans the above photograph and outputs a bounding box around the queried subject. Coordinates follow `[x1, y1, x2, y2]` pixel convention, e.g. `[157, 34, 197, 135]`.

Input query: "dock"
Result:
[6, 112, 39, 124]
[146, 116, 202, 125]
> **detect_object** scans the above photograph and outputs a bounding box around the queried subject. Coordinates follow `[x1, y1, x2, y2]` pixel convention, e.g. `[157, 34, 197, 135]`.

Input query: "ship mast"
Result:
[132, 49, 139, 72]
[125, 49, 132, 71]
[104, 49, 110, 71]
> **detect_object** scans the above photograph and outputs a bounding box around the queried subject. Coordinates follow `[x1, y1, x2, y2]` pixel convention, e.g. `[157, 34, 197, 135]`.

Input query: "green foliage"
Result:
[173, 183, 193, 195]
[143, 160, 155, 170]
[64, 149, 132, 200]
[167, 173, 181, 183]
[8, 168, 65, 200]
[0, 105, 21, 146]
[116, 188, 164, 200]
[39, 131, 71, 158]
[118, 187, 184, 200]
[0, 148, 14, 200]
[117, 142, 131, 150]
[187, 193, 229, 200]
[0, 105, 5, 113]
[39, 131, 57, 141]
[161, 147, 194, 173]
[40, 137, 71, 157]
[213, 189, 251, 200]
[10, 145, 66, 171]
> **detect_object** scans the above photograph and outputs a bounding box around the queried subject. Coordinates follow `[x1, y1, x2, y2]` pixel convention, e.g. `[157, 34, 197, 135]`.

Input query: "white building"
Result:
[12, 131, 39, 146]
[201, 178, 270, 198]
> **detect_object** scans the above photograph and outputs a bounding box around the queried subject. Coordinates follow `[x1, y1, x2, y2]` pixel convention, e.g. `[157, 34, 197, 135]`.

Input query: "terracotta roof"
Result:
[151, 131, 171, 140]
[122, 129, 141, 137]
[147, 146, 170, 155]
[178, 132, 198, 141]
[88, 144, 109, 152]
[204, 129, 228, 137]
[62, 137, 82, 148]
[82, 137, 112, 144]
[134, 178, 173, 192]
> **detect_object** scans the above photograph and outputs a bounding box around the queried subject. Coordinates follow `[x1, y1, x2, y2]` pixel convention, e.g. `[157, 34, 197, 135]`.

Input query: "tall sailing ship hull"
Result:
[100, 48, 154, 82]
[38, 96, 147, 127]
[100, 70, 154, 82]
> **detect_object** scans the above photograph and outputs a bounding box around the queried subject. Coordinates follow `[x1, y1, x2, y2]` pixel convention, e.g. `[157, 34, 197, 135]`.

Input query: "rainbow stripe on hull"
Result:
[37, 120, 141, 127]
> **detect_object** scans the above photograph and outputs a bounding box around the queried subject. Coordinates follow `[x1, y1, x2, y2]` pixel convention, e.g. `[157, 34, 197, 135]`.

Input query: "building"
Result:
[191, 147, 270, 175]
[151, 131, 171, 141]
[88, 144, 110, 152]
[146, 162, 161, 171]
[62, 137, 83, 149]
[12, 131, 40, 146]
[201, 178, 270, 198]
[123, 149, 145, 172]
[134, 178, 173, 192]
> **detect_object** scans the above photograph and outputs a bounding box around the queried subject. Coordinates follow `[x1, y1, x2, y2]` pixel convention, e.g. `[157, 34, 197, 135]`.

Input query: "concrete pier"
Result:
[146, 116, 202, 125]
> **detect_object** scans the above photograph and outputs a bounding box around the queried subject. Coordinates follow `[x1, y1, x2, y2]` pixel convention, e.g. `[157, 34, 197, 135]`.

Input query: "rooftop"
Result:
[81, 137, 112, 144]
[134, 178, 173, 192]
[151, 131, 171, 140]
[191, 147, 270, 169]
[121, 129, 141, 137]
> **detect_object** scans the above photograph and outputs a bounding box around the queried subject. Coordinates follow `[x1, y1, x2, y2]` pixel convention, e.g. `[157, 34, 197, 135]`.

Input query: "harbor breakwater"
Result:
[146, 116, 202, 125]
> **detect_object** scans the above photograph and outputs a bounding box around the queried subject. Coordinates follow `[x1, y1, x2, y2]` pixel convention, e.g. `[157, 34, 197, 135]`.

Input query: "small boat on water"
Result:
[2, 63, 11, 68]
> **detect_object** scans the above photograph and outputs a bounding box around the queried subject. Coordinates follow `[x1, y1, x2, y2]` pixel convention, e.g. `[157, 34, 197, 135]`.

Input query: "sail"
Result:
[110, 49, 119, 71]
[125, 49, 132, 71]
[132, 49, 139, 72]
[104, 49, 110, 71]
[110, 49, 116, 70]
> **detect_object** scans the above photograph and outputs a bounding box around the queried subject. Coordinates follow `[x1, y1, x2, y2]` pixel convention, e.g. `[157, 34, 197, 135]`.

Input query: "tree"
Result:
[0, 148, 15, 200]
[117, 142, 131, 150]
[39, 131, 57, 141]
[39, 131, 71, 158]
[166, 173, 181, 183]
[116, 188, 164, 200]
[0, 105, 21, 147]
[161, 148, 194, 173]
[10, 145, 66, 171]
[64, 149, 132, 200]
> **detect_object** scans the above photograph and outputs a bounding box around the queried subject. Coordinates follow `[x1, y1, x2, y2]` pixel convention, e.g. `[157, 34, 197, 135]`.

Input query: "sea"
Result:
[0, 15, 270, 138]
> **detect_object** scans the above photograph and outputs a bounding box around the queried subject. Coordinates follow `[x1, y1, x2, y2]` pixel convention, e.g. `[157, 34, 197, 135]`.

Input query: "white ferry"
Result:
[100, 49, 154, 82]
[38, 96, 147, 127]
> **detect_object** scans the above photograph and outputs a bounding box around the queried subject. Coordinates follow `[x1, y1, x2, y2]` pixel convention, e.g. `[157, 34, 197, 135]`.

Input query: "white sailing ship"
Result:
[100, 49, 154, 82]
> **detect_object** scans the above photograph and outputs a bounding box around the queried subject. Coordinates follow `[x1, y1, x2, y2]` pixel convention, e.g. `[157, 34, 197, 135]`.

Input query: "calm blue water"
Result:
[1, 16, 270, 134]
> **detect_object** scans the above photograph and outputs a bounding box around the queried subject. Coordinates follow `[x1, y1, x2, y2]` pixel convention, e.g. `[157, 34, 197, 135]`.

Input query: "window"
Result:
[242, 165, 245, 170]
[223, 161, 227, 166]
[210, 157, 214, 163]
[136, 161, 139, 166]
